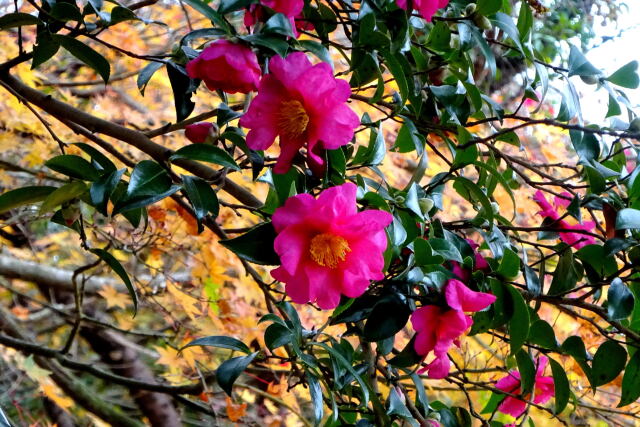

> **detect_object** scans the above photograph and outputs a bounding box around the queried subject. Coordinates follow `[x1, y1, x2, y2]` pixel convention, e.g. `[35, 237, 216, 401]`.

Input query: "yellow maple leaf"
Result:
[97, 285, 130, 310]
[41, 383, 74, 411]
[167, 282, 201, 321]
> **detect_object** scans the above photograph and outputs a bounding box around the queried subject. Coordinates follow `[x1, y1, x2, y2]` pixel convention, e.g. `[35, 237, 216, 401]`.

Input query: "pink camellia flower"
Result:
[495, 356, 555, 418]
[244, 0, 310, 36]
[239, 52, 360, 174]
[533, 190, 597, 249]
[184, 122, 215, 144]
[411, 279, 495, 378]
[186, 40, 261, 94]
[396, 0, 448, 22]
[271, 183, 392, 309]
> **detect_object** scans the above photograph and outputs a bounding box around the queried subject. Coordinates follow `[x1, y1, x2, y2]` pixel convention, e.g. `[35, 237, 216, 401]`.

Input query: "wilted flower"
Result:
[270, 183, 392, 309]
[239, 52, 360, 174]
[495, 355, 555, 418]
[186, 40, 261, 94]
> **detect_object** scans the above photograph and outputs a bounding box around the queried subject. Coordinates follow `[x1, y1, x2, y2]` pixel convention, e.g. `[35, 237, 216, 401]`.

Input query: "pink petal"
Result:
[272, 193, 317, 232]
[444, 279, 496, 312]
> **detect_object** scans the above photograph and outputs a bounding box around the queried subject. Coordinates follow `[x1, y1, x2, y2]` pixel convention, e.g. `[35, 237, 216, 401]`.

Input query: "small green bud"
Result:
[464, 3, 477, 15]
[629, 118, 640, 133]
[473, 15, 493, 30]
[418, 198, 434, 214]
[580, 75, 599, 85]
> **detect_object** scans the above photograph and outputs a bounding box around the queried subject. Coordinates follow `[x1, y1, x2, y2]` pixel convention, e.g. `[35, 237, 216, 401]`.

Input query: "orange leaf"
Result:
[225, 396, 247, 422]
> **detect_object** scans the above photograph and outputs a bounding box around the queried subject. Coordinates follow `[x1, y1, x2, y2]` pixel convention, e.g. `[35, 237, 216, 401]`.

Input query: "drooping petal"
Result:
[444, 279, 496, 312]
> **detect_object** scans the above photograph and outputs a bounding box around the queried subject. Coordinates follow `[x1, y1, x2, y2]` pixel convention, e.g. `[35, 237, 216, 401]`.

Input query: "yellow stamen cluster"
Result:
[309, 233, 351, 268]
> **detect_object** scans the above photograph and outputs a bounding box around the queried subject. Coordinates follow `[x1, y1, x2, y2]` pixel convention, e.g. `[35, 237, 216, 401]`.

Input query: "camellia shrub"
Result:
[0, 0, 638, 425]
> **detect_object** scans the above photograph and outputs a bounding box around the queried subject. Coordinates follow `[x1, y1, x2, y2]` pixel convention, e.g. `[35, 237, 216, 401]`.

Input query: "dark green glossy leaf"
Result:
[515, 350, 535, 395]
[114, 185, 180, 214]
[497, 248, 519, 279]
[306, 372, 324, 425]
[263, 13, 295, 38]
[619, 350, 640, 407]
[54, 35, 110, 83]
[0, 186, 56, 214]
[166, 62, 196, 122]
[0, 13, 40, 30]
[137, 61, 164, 96]
[182, 0, 231, 33]
[219, 222, 280, 265]
[363, 294, 411, 342]
[264, 323, 291, 350]
[45, 155, 100, 181]
[181, 335, 251, 354]
[72, 143, 116, 173]
[126, 160, 172, 198]
[528, 319, 557, 349]
[90, 248, 137, 313]
[505, 283, 529, 354]
[549, 357, 570, 414]
[592, 340, 626, 387]
[216, 352, 258, 396]
[182, 175, 219, 232]
[171, 144, 240, 170]
[90, 168, 125, 215]
[568, 44, 601, 77]
[32, 31, 60, 69]
[386, 387, 412, 418]
[607, 278, 635, 321]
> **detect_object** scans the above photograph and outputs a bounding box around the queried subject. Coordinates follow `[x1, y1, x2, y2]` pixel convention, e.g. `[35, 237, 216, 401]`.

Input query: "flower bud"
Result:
[580, 75, 599, 85]
[185, 122, 218, 144]
[473, 15, 493, 30]
[419, 198, 434, 214]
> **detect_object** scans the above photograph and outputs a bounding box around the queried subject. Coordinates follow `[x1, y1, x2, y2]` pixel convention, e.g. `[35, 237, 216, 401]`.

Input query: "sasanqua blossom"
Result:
[239, 52, 360, 174]
[270, 183, 392, 309]
[186, 40, 261, 94]
[184, 122, 215, 144]
[411, 279, 495, 378]
[495, 355, 555, 418]
[533, 190, 596, 249]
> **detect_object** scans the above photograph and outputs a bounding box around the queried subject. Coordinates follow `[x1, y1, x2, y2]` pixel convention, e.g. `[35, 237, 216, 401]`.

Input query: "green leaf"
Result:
[387, 387, 412, 418]
[312, 341, 369, 406]
[429, 238, 463, 263]
[90, 248, 138, 313]
[381, 49, 408, 105]
[45, 155, 101, 181]
[608, 278, 635, 321]
[528, 319, 557, 349]
[549, 357, 570, 414]
[182, 175, 219, 232]
[497, 248, 520, 279]
[50, 2, 83, 22]
[109, 6, 139, 25]
[90, 169, 125, 215]
[453, 176, 494, 225]
[72, 143, 116, 173]
[180, 335, 251, 354]
[363, 294, 411, 342]
[505, 283, 529, 354]
[592, 341, 626, 387]
[39, 182, 87, 214]
[263, 13, 295, 38]
[0, 186, 56, 214]
[606, 61, 639, 89]
[53, 35, 110, 83]
[219, 222, 280, 265]
[0, 13, 40, 30]
[306, 372, 324, 426]
[298, 40, 332, 67]
[515, 350, 536, 395]
[240, 34, 289, 57]
[126, 160, 172, 198]
[218, 0, 254, 14]
[137, 62, 164, 96]
[113, 186, 180, 214]
[616, 208, 640, 229]
[166, 62, 196, 122]
[389, 336, 422, 368]
[171, 144, 240, 170]
[216, 352, 259, 396]
[568, 44, 601, 78]
[476, 0, 501, 15]
[426, 21, 451, 51]
[523, 264, 541, 296]
[32, 32, 61, 69]
[264, 323, 291, 350]
[182, 0, 232, 33]
[619, 349, 640, 407]
[548, 250, 578, 296]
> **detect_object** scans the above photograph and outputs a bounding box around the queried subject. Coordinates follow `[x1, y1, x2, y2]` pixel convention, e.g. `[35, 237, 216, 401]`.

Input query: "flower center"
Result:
[309, 233, 351, 268]
[277, 100, 309, 140]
